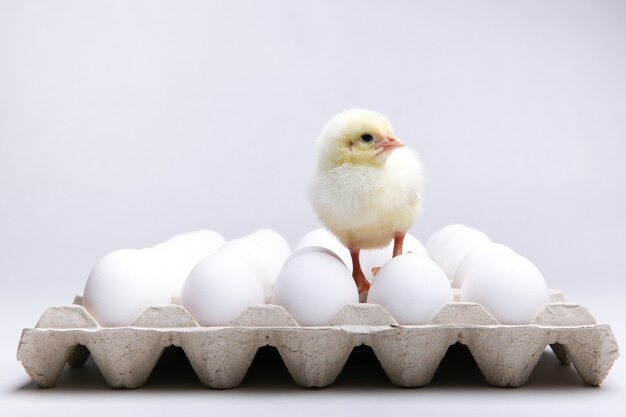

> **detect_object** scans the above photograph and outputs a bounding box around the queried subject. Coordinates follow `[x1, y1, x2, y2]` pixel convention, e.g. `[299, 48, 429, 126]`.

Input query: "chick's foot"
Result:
[353, 270, 371, 293]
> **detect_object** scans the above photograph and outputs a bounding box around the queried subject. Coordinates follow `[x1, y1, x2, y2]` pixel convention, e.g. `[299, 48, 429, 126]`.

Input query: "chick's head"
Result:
[316, 109, 405, 168]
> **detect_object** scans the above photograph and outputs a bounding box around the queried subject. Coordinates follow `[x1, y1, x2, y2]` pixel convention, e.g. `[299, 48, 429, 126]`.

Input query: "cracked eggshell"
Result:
[83, 249, 172, 327]
[181, 250, 265, 326]
[367, 253, 453, 324]
[460, 252, 550, 324]
[294, 228, 352, 268]
[272, 251, 358, 326]
[166, 230, 225, 265]
[362, 233, 428, 282]
[452, 242, 515, 288]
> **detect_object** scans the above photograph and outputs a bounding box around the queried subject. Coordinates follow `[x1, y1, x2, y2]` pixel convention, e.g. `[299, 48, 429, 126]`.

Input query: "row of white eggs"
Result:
[275, 225, 548, 326]
[83, 229, 291, 327]
[83, 227, 430, 327]
[294, 225, 549, 323]
[82, 224, 549, 328]
[426, 224, 549, 325]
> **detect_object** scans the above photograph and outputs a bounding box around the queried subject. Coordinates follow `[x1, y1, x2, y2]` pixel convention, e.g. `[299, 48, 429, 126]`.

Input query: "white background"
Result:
[1, 1, 625, 416]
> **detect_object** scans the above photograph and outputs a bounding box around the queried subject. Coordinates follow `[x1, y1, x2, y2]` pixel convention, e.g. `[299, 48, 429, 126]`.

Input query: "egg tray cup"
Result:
[17, 289, 619, 389]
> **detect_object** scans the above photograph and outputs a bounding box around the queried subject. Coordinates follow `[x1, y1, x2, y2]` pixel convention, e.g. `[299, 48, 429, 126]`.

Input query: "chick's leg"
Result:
[350, 249, 370, 293]
[393, 233, 405, 257]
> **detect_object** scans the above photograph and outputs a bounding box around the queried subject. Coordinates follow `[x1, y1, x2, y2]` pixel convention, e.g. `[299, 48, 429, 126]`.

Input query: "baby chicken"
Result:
[309, 109, 424, 292]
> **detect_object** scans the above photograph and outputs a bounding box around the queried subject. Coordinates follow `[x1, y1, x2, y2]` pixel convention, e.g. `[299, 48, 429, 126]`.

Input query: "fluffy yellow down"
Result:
[309, 109, 424, 250]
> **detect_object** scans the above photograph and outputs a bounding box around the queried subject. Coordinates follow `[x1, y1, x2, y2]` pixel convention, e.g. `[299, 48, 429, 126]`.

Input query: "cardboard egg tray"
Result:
[17, 289, 619, 389]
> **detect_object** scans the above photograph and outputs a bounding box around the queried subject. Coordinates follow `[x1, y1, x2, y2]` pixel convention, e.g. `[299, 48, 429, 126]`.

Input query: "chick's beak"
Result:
[377, 135, 405, 152]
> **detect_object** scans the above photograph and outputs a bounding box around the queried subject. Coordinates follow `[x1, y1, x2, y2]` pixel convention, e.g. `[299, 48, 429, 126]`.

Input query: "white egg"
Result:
[288, 245, 347, 267]
[218, 241, 272, 295]
[361, 233, 428, 282]
[231, 229, 291, 284]
[181, 250, 265, 326]
[437, 227, 491, 279]
[426, 224, 468, 264]
[144, 243, 196, 297]
[294, 228, 352, 268]
[166, 229, 225, 265]
[452, 242, 515, 288]
[272, 251, 358, 326]
[460, 252, 550, 324]
[367, 254, 453, 325]
[83, 249, 171, 327]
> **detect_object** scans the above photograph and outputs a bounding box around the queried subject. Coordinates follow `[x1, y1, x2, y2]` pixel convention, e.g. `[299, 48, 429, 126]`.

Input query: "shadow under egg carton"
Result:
[17, 289, 619, 390]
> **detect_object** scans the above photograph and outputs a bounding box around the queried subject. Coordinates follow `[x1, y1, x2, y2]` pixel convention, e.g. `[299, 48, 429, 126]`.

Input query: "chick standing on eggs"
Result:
[309, 109, 424, 292]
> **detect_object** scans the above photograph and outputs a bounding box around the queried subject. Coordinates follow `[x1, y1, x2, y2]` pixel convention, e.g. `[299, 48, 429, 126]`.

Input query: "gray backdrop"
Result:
[1, 1, 624, 416]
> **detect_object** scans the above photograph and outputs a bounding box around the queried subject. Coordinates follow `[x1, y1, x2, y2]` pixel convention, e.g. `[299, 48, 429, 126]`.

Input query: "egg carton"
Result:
[17, 289, 619, 389]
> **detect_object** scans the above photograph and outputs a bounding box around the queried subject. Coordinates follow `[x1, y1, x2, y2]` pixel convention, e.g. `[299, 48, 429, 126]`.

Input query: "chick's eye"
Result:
[360, 133, 374, 143]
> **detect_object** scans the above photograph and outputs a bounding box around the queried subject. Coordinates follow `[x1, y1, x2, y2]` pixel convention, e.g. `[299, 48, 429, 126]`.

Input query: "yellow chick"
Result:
[309, 109, 424, 292]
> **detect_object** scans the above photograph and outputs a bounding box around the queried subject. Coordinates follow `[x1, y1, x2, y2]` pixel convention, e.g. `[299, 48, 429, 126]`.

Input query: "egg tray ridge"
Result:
[17, 289, 619, 389]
